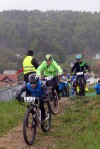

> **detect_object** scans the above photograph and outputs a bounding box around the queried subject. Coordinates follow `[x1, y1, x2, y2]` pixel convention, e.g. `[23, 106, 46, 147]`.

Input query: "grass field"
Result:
[53, 95, 100, 149]
[0, 94, 100, 148]
[0, 99, 26, 137]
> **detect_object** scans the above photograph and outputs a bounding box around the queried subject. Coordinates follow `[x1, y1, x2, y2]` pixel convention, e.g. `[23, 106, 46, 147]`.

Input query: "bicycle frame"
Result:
[23, 96, 51, 145]
[24, 97, 43, 125]
[42, 76, 59, 115]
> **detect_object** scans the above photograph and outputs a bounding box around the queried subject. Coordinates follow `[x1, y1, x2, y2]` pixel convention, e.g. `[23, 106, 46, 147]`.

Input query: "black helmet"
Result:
[28, 73, 39, 84]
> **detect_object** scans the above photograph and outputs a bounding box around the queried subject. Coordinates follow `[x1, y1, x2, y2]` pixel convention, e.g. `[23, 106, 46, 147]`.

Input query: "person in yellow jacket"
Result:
[23, 50, 39, 83]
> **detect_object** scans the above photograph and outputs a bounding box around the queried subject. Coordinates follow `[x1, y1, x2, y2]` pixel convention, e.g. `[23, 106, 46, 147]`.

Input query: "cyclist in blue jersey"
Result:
[16, 73, 49, 121]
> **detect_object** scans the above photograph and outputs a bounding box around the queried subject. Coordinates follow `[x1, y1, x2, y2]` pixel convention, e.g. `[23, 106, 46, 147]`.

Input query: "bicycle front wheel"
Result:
[23, 108, 36, 145]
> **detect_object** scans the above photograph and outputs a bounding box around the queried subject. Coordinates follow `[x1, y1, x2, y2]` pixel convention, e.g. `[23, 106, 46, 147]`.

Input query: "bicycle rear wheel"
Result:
[50, 90, 59, 115]
[41, 100, 51, 132]
[80, 85, 85, 96]
[23, 108, 36, 145]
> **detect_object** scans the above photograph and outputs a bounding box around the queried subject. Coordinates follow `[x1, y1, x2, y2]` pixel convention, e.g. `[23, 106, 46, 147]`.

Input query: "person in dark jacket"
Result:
[16, 73, 49, 121]
[71, 54, 90, 74]
[94, 80, 100, 94]
[70, 54, 90, 93]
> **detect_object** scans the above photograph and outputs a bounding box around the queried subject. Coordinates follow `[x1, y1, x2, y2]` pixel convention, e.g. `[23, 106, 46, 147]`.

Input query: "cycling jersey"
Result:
[71, 61, 89, 73]
[37, 60, 62, 77]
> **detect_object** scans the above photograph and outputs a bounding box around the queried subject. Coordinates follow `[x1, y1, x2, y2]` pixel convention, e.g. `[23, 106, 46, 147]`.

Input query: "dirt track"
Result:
[0, 98, 72, 149]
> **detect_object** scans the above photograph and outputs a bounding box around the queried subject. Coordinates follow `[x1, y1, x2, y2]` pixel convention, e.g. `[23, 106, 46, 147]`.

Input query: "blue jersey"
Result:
[94, 84, 100, 94]
[27, 80, 45, 97]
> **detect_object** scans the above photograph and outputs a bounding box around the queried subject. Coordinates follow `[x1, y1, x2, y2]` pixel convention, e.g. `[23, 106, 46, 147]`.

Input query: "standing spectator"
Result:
[16, 50, 39, 83]
[16, 50, 39, 96]
[23, 50, 39, 83]
[94, 80, 100, 94]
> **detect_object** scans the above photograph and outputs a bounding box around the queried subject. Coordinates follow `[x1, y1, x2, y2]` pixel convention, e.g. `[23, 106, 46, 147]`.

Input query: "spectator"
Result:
[94, 80, 100, 94]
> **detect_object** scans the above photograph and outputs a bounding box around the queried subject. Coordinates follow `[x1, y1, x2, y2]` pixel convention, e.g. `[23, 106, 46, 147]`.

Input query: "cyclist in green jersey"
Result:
[36, 54, 63, 100]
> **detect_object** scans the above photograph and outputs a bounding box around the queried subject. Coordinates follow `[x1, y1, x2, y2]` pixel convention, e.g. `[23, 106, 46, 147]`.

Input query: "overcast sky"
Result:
[0, 0, 100, 12]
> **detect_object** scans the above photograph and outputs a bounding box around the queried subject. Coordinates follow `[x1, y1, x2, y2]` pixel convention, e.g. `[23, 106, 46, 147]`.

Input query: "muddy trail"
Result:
[0, 98, 73, 149]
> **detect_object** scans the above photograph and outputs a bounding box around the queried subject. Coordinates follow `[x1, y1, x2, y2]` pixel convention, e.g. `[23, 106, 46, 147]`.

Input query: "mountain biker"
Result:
[36, 54, 63, 100]
[94, 80, 100, 94]
[70, 54, 90, 94]
[16, 73, 49, 121]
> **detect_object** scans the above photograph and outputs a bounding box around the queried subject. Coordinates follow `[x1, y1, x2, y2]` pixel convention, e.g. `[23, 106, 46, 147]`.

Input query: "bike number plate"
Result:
[76, 72, 83, 75]
[24, 97, 36, 102]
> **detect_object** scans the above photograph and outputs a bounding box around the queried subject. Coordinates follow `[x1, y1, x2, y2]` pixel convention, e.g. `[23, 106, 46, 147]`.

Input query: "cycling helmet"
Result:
[28, 73, 39, 84]
[45, 54, 53, 61]
[75, 54, 82, 60]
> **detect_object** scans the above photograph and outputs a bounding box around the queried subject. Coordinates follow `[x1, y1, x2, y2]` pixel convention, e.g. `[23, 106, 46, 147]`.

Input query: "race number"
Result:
[24, 97, 36, 102]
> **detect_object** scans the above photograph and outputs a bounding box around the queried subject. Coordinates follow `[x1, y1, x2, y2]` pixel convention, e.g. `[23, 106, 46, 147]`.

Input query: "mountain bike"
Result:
[43, 76, 59, 115]
[75, 72, 87, 96]
[23, 96, 51, 145]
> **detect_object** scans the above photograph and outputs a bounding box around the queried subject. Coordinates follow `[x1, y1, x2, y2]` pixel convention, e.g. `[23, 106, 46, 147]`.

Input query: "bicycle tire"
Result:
[23, 108, 36, 145]
[80, 81, 85, 96]
[78, 77, 85, 96]
[50, 90, 59, 115]
[41, 100, 51, 132]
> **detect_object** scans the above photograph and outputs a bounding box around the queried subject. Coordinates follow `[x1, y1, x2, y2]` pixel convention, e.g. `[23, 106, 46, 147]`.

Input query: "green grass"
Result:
[0, 95, 100, 149]
[50, 96, 100, 149]
[32, 94, 100, 149]
[0, 99, 26, 137]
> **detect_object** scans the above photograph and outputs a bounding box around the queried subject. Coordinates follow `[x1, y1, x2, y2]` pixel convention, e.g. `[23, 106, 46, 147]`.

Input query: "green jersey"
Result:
[37, 60, 63, 77]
